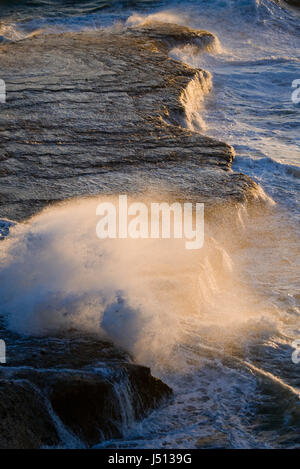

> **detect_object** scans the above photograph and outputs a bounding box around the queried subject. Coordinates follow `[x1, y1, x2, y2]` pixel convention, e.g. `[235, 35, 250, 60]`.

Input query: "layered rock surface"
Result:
[0, 21, 258, 221]
[0, 21, 260, 448]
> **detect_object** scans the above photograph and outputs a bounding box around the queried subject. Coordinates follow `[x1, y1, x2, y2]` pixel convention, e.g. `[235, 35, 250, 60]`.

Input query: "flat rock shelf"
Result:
[0, 21, 262, 448]
[0, 21, 259, 221]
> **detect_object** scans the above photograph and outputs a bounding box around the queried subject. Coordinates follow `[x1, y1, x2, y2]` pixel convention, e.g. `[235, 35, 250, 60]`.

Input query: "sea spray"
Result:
[179, 70, 212, 131]
[0, 194, 279, 372]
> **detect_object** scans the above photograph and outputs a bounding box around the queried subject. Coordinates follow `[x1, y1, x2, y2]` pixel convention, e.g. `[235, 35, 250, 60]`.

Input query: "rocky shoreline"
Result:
[0, 333, 171, 448]
[0, 20, 259, 222]
[0, 21, 261, 448]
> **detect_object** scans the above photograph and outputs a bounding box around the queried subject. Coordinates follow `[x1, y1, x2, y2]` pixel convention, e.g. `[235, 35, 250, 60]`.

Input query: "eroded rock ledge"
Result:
[0, 21, 259, 448]
[0, 21, 258, 221]
[0, 334, 172, 448]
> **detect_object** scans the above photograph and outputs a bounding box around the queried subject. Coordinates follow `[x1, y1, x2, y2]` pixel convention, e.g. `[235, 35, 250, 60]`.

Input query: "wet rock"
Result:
[128, 20, 216, 50]
[0, 20, 258, 449]
[0, 22, 259, 222]
[124, 363, 172, 419]
[50, 373, 124, 445]
[283, 0, 300, 8]
[5, 333, 130, 369]
[0, 334, 172, 448]
[0, 379, 59, 449]
[49, 365, 171, 446]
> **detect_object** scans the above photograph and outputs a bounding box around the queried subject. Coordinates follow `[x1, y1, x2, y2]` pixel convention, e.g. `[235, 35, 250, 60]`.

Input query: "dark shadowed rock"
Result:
[283, 0, 300, 8]
[124, 363, 172, 419]
[0, 334, 172, 448]
[49, 365, 171, 446]
[0, 379, 59, 449]
[50, 374, 124, 445]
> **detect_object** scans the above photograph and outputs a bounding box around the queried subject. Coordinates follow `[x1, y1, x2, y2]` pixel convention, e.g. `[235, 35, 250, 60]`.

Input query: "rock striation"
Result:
[0, 21, 258, 222]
